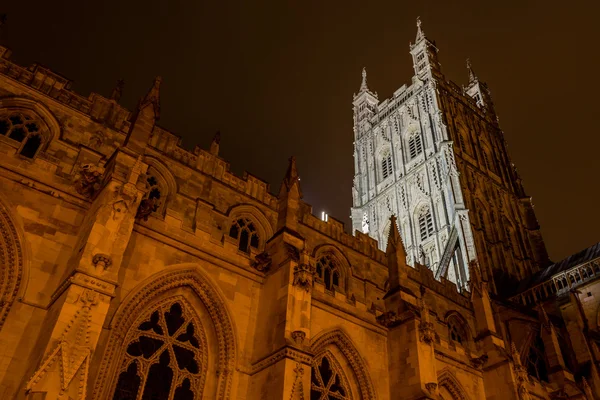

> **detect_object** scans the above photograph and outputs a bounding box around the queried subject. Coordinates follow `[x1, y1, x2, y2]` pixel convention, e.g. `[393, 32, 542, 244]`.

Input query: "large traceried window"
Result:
[0, 113, 43, 158]
[408, 134, 423, 159]
[229, 217, 260, 253]
[310, 354, 350, 400]
[112, 301, 206, 400]
[381, 151, 393, 180]
[316, 254, 341, 292]
[418, 206, 435, 241]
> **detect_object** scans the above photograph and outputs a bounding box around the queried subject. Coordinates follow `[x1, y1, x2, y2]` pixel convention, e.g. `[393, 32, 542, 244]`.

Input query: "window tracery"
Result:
[315, 254, 341, 292]
[112, 301, 206, 400]
[447, 317, 466, 345]
[0, 113, 43, 158]
[310, 354, 350, 400]
[229, 217, 260, 253]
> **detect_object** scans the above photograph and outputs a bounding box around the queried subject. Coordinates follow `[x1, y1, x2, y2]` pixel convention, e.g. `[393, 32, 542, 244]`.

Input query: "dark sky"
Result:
[1, 1, 598, 263]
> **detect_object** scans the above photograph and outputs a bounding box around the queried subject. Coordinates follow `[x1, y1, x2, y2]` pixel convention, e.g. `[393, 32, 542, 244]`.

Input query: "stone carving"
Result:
[0, 201, 24, 332]
[425, 382, 438, 392]
[252, 251, 272, 272]
[293, 263, 315, 292]
[419, 321, 436, 344]
[290, 363, 305, 400]
[92, 253, 112, 274]
[377, 311, 400, 328]
[286, 243, 301, 262]
[26, 289, 100, 399]
[135, 197, 159, 221]
[511, 343, 531, 400]
[437, 370, 468, 400]
[291, 330, 306, 345]
[469, 354, 489, 369]
[74, 163, 105, 198]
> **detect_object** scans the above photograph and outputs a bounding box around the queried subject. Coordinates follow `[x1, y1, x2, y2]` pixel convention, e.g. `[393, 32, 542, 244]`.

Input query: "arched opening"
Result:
[229, 217, 260, 253]
[311, 353, 351, 400]
[20, 134, 42, 158]
[315, 254, 342, 292]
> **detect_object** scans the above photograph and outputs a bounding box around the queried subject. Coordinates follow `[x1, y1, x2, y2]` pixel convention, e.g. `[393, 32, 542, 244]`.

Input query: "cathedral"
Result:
[0, 18, 599, 400]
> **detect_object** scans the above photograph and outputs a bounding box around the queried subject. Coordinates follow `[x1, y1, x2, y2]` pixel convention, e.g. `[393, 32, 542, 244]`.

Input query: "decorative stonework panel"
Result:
[0, 199, 23, 332]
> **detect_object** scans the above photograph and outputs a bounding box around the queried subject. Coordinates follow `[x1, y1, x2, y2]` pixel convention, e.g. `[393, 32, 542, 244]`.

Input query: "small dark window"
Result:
[229, 218, 260, 253]
[408, 135, 423, 159]
[526, 334, 549, 382]
[148, 187, 161, 200]
[0, 120, 8, 135]
[10, 127, 26, 142]
[316, 254, 342, 292]
[20, 134, 41, 158]
[418, 208, 435, 241]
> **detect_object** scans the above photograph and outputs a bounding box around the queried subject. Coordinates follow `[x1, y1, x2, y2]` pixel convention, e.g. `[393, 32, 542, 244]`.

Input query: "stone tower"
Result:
[351, 19, 549, 294]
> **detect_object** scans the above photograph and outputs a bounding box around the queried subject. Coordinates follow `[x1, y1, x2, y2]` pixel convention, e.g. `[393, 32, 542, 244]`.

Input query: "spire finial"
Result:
[110, 79, 125, 102]
[139, 76, 162, 119]
[415, 16, 425, 42]
[281, 156, 302, 197]
[386, 215, 407, 258]
[466, 58, 477, 83]
[360, 67, 368, 91]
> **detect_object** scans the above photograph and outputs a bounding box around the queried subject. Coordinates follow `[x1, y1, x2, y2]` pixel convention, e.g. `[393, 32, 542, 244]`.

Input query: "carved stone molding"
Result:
[469, 354, 489, 370]
[437, 369, 468, 400]
[310, 329, 376, 400]
[74, 163, 105, 198]
[251, 346, 313, 375]
[290, 363, 305, 400]
[135, 197, 159, 221]
[0, 201, 23, 332]
[293, 263, 315, 292]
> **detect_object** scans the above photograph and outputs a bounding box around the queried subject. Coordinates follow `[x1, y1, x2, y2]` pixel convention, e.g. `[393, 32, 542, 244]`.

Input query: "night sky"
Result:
[1, 1, 598, 263]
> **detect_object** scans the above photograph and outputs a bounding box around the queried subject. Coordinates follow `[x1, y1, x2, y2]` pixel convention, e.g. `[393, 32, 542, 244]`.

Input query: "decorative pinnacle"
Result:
[416, 16, 425, 42]
[360, 67, 368, 91]
[466, 58, 477, 83]
[386, 214, 407, 258]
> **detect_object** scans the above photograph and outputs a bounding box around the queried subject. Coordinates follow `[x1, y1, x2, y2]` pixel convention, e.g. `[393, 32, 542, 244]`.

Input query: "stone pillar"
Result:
[22, 151, 148, 399]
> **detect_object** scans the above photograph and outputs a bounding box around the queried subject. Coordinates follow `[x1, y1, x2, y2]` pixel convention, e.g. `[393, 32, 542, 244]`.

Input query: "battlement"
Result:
[299, 202, 386, 264]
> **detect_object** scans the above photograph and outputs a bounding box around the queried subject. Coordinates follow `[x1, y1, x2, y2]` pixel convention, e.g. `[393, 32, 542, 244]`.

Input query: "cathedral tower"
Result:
[351, 19, 549, 294]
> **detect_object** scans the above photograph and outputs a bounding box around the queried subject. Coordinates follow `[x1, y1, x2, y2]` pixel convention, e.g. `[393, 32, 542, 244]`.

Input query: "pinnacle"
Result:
[139, 76, 162, 119]
[386, 215, 406, 258]
[415, 16, 425, 42]
[360, 67, 368, 91]
[466, 58, 477, 84]
[281, 156, 302, 197]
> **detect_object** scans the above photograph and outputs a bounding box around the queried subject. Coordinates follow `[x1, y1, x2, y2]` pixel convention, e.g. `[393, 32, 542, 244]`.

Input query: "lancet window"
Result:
[418, 206, 435, 241]
[315, 254, 341, 292]
[408, 134, 423, 159]
[310, 354, 350, 400]
[0, 113, 43, 158]
[229, 217, 260, 253]
[447, 315, 468, 346]
[381, 151, 393, 180]
[526, 333, 549, 382]
[112, 301, 205, 400]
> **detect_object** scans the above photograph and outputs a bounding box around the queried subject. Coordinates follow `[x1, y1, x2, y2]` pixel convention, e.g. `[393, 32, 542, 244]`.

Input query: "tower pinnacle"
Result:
[415, 16, 425, 42]
[360, 67, 368, 92]
[466, 58, 477, 84]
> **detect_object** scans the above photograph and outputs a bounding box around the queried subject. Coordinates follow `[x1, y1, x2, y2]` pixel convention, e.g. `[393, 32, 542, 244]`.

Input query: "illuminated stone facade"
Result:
[0, 20, 599, 400]
[351, 19, 547, 294]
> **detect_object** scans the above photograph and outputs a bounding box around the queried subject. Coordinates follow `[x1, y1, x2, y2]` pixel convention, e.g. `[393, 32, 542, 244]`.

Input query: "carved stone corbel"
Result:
[74, 163, 105, 198]
[252, 251, 272, 273]
[292, 263, 315, 292]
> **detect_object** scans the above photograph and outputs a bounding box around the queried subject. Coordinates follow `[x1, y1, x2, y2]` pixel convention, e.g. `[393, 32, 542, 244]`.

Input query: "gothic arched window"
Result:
[418, 207, 434, 241]
[112, 301, 205, 400]
[229, 218, 260, 253]
[381, 151, 393, 180]
[526, 333, 549, 382]
[447, 315, 468, 346]
[0, 113, 43, 158]
[310, 354, 350, 400]
[408, 134, 423, 159]
[315, 254, 341, 292]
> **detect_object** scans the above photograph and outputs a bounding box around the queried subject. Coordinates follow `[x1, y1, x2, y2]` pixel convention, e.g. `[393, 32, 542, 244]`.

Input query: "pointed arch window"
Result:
[408, 134, 423, 159]
[315, 254, 342, 292]
[526, 333, 549, 382]
[447, 315, 468, 346]
[381, 151, 393, 180]
[310, 354, 350, 400]
[112, 301, 205, 400]
[0, 113, 43, 158]
[418, 207, 435, 241]
[229, 217, 260, 253]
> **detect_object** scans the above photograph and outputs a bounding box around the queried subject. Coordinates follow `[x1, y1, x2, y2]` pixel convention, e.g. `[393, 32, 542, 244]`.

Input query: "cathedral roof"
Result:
[515, 242, 600, 294]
